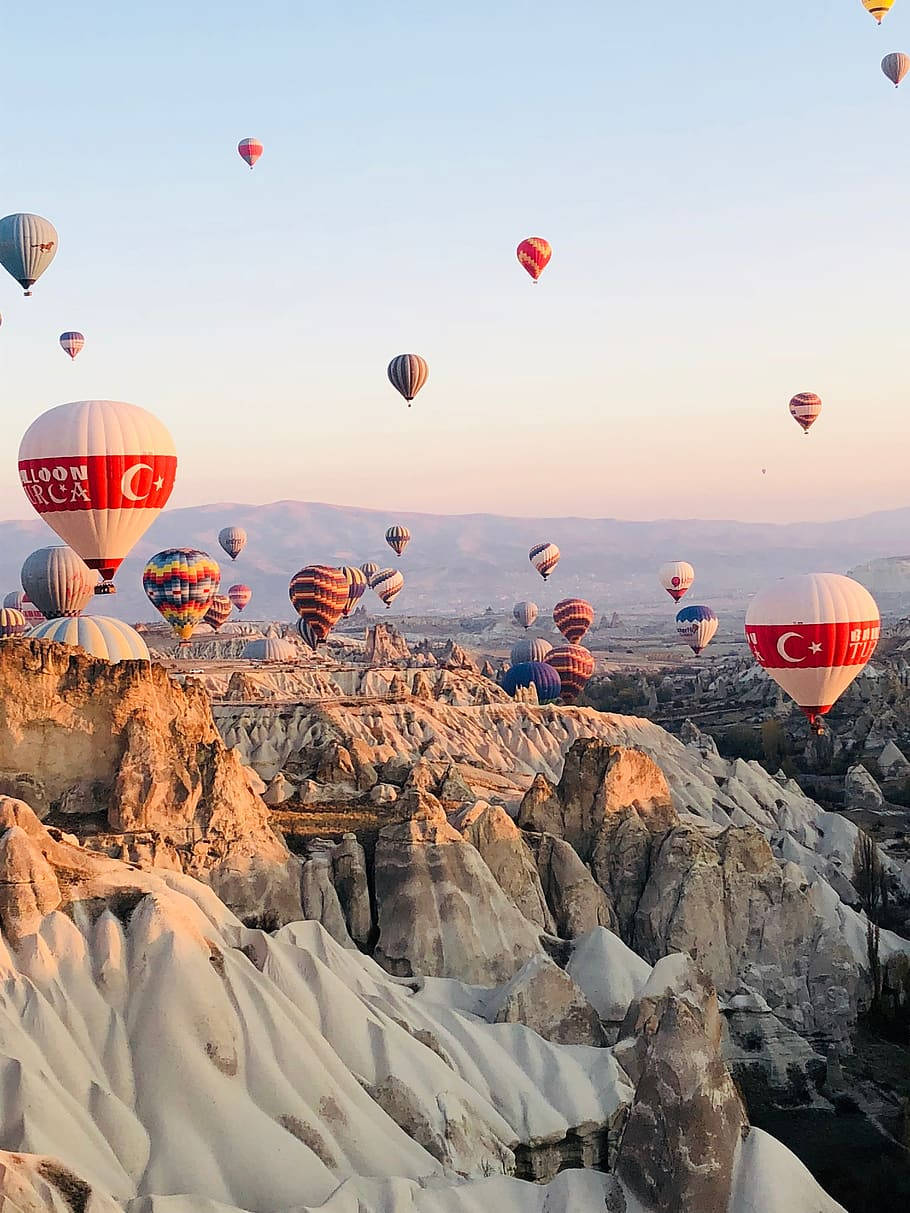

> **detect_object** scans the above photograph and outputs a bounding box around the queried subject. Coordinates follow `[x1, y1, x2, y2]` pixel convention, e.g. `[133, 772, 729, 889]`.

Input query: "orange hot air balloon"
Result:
[238, 138, 263, 168]
[517, 237, 552, 282]
[289, 565, 347, 649]
[546, 644, 595, 701]
[553, 598, 595, 645]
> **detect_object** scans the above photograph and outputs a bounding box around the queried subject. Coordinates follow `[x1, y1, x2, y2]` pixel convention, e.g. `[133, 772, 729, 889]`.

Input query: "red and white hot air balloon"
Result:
[59, 331, 84, 360]
[658, 560, 694, 603]
[789, 392, 821, 435]
[238, 138, 263, 169]
[745, 573, 879, 732]
[18, 400, 177, 593]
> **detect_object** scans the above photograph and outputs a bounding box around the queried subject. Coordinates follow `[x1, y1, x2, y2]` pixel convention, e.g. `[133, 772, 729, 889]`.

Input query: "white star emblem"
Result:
[153, 476, 164, 491]
[809, 641, 822, 654]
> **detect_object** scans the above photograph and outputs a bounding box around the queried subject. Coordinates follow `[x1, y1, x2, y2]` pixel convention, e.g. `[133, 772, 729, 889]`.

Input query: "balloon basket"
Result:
[95, 581, 117, 595]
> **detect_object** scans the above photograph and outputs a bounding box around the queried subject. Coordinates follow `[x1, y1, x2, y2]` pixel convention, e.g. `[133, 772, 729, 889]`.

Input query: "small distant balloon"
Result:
[0, 608, 27, 639]
[659, 561, 694, 603]
[502, 661, 561, 704]
[385, 525, 411, 557]
[238, 138, 263, 168]
[59, 332, 84, 360]
[517, 237, 552, 282]
[882, 52, 910, 85]
[228, 583, 251, 612]
[863, 0, 895, 23]
[204, 594, 232, 631]
[218, 526, 247, 561]
[529, 542, 560, 580]
[0, 213, 58, 296]
[360, 561, 381, 580]
[789, 392, 821, 435]
[545, 645, 594, 702]
[371, 568, 404, 609]
[676, 605, 718, 656]
[553, 598, 595, 645]
[387, 355, 428, 405]
[511, 636, 552, 665]
[340, 565, 368, 616]
[513, 601, 539, 630]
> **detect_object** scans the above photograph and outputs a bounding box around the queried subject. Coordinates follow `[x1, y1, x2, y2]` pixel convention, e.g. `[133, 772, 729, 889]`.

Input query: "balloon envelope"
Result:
[385, 525, 411, 556]
[676, 605, 718, 655]
[371, 568, 404, 608]
[340, 566, 368, 616]
[502, 661, 561, 704]
[204, 594, 232, 631]
[238, 138, 263, 168]
[21, 546, 95, 618]
[27, 616, 149, 662]
[387, 355, 428, 404]
[0, 608, 27, 639]
[218, 526, 247, 561]
[228, 584, 251, 612]
[143, 549, 221, 641]
[546, 645, 594, 701]
[361, 562, 380, 579]
[3, 591, 43, 625]
[516, 237, 552, 281]
[512, 601, 538, 629]
[789, 392, 821, 435]
[882, 51, 910, 85]
[0, 213, 58, 295]
[553, 598, 594, 645]
[18, 400, 177, 585]
[529, 542, 560, 580]
[511, 636, 552, 665]
[659, 561, 695, 602]
[863, 0, 895, 22]
[289, 565, 347, 648]
[59, 332, 84, 360]
[745, 573, 880, 727]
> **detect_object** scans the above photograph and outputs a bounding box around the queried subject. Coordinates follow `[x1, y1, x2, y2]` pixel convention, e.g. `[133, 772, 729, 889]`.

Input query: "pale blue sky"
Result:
[1, 0, 908, 523]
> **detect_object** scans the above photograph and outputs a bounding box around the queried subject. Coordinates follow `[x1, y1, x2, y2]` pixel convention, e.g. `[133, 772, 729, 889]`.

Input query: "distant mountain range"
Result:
[2, 499, 909, 623]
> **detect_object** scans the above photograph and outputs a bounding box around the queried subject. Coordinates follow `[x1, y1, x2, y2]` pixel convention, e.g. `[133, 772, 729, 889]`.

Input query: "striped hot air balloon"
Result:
[659, 561, 695, 603]
[882, 51, 910, 85]
[218, 526, 247, 560]
[553, 598, 594, 645]
[228, 583, 251, 612]
[371, 568, 404, 609]
[19, 400, 177, 591]
[745, 573, 879, 732]
[3, 591, 44, 626]
[387, 355, 428, 405]
[0, 608, 27, 639]
[516, 237, 552, 282]
[546, 645, 595, 702]
[0, 213, 58, 296]
[21, 546, 95, 618]
[789, 392, 821, 435]
[238, 138, 263, 168]
[361, 561, 381, 579]
[204, 594, 233, 631]
[59, 332, 84, 360]
[501, 661, 561, 704]
[513, 601, 538, 630]
[340, 565, 368, 616]
[385, 525, 411, 557]
[529, 542, 560, 580]
[27, 616, 149, 662]
[511, 636, 552, 665]
[289, 565, 348, 649]
[863, 0, 895, 23]
[676, 605, 718, 655]
[142, 549, 221, 641]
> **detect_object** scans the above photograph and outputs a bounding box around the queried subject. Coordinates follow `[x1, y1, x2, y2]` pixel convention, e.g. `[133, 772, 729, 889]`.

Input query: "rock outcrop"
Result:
[364, 623, 412, 666]
[485, 954, 606, 1045]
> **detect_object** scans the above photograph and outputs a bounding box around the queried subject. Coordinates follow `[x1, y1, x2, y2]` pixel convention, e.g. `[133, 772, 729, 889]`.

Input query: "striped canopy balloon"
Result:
[59, 332, 85, 360]
[882, 52, 910, 86]
[360, 561, 381, 579]
[340, 565, 368, 616]
[3, 591, 44, 625]
[676, 605, 718, 655]
[511, 636, 552, 666]
[238, 138, 263, 168]
[501, 661, 561, 704]
[512, 601, 538, 630]
[289, 565, 348, 649]
[863, 0, 895, 22]
[142, 548, 221, 641]
[0, 608, 27, 639]
[218, 526, 247, 560]
[27, 616, 149, 663]
[204, 594, 233, 631]
[371, 568, 404, 609]
[385, 525, 411, 557]
[387, 355, 428, 405]
[529, 542, 560, 580]
[228, 583, 251, 612]
[0, 213, 58, 295]
[553, 598, 594, 645]
[546, 644, 595, 702]
[21, 546, 95, 618]
[516, 237, 552, 282]
[789, 392, 821, 435]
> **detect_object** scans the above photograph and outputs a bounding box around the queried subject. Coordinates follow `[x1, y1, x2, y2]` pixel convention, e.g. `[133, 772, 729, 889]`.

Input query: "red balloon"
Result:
[546, 645, 595, 701]
[517, 237, 552, 282]
[553, 598, 594, 645]
[238, 138, 263, 168]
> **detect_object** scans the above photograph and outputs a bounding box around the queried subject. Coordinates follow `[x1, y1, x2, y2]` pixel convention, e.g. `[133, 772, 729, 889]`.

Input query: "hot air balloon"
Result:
[553, 598, 594, 645]
[863, 0, 895, 22]
[27, 616, 149, 662]
[371, 568, 404, 609]
[246, 636, 296, 661]
[745, 573, 880, 732]
[228, 583, 252, 612]
[238, 138, 263, 168]
[881, 51, 910, 85]
[340, 565, 368, 616]
[204, 594, 232, 631]
[19, 400, 177, 592]
[502, 661, 561, 704]
[143, 549, 221, 641]
[59, 332, 84, 360]
[676, 605, 718, 655]
[289, 565, 348, 649]
[361, 561, 381, 579]
[21, 546, 94, 619]
[0, 214, 58, 296]
[546, 645, 595, 702]
[218, 526, 247, 561]
[387, 355, 428, 405]
[516, 237, 552, 282]
[3, 591, 43, 625]
[513, 601, 539, 630]
[0, 609, 27, 639]
[385, 525, 411, 556]
[659, 561, 695, 603]
[789, 392, 821, 435]
[529, 542, 560, 580]
[511, 636, 552, 665]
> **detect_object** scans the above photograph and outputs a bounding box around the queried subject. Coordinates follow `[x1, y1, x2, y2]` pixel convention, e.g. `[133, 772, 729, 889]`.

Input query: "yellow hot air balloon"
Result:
[863, 0, 895, 23]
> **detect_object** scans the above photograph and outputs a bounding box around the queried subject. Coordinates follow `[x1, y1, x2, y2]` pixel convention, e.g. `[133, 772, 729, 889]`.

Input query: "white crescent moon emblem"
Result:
[121, 463, 153, 502]
[776, 631, 803, 663]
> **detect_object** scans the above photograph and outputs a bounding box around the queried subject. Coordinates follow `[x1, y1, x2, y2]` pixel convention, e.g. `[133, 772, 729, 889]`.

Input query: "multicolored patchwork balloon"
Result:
[143, 549, 221, 641]
[289, 564, 348, 648]
[516, 237, 552, 282]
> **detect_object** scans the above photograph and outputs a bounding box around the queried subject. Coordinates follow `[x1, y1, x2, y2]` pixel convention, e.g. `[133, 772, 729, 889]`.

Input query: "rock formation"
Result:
[364, 622, 412, 665]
